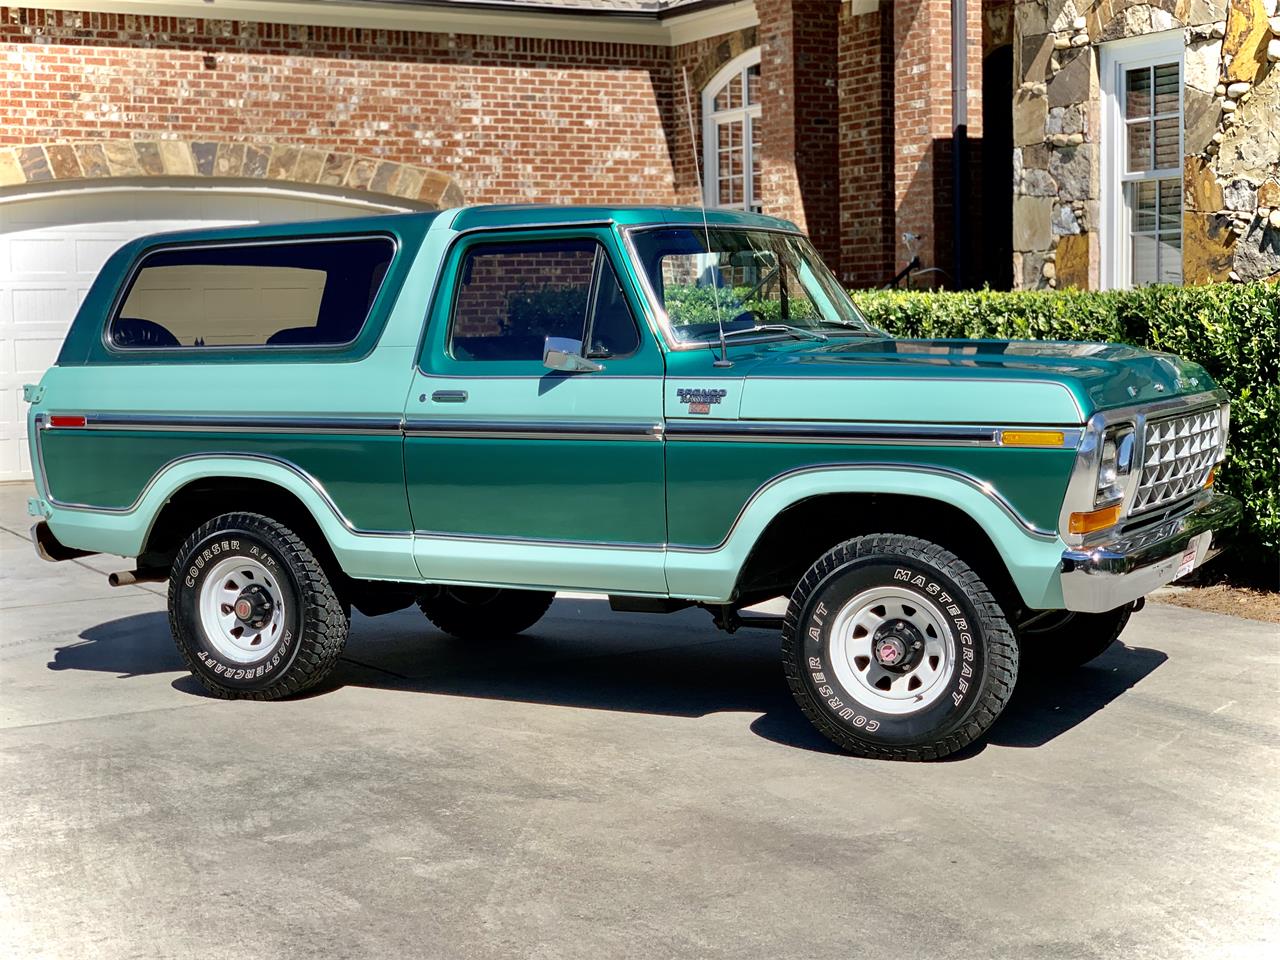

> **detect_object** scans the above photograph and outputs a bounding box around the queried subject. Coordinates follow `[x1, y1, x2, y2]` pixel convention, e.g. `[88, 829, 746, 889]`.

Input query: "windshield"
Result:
[630, 226, 877, 343]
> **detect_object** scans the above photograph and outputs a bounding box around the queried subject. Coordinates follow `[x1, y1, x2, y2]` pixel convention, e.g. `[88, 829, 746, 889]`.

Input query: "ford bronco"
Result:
[25, 205, 1240, 760]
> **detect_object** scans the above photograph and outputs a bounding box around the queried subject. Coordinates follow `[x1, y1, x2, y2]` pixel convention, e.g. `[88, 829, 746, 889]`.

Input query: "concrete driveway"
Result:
[1, 482, 1277, 960]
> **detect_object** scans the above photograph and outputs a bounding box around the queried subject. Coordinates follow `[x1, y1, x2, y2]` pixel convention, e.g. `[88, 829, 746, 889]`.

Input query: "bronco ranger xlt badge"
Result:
[676, 387, 727, 414]
[24, 204, 1240, 761]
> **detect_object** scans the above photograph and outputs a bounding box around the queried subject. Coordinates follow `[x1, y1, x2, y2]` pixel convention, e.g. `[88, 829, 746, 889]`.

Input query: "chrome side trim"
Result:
[666, 420, 1081, 447]
[667, 420, 999, 445]
[667, 461, 1058, 553]
[413, 529, 664, 552]
[70, 413, 404, 435]
[403, 419, 664, 441]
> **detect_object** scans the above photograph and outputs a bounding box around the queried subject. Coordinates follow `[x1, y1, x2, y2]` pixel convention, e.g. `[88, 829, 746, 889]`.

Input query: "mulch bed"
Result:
[1150, 584, 1280, 624]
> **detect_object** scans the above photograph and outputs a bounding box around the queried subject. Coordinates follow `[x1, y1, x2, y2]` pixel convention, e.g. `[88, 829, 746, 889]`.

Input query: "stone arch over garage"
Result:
[0, 140, 464, 209]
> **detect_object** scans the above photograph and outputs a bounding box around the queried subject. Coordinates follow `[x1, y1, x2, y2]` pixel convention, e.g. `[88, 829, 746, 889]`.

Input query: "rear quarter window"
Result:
[108, 236, 395, 349]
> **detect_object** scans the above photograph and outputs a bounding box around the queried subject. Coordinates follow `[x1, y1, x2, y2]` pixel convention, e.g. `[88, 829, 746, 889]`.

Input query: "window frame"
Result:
[701, 47, 763, 213]
[103, 232, 399, 357]
[438, 233, 646, 367]
[1099, 32, 1184, 290]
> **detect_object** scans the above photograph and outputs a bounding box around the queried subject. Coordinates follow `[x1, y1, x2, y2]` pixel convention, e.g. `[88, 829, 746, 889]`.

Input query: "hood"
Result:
[733, 338, 1218, 425]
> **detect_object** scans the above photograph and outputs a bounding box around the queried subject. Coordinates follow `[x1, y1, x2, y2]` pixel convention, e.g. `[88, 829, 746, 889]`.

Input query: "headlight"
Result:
[1095, 424, 1135, 506]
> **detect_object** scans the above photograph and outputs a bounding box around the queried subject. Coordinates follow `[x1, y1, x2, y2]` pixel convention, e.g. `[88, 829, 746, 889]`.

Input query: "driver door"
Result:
[403, 227, 668, 595]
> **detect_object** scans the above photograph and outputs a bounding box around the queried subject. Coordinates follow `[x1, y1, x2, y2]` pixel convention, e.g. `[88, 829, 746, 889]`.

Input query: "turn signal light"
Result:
[1204, 466, 1216, 489]
[48, 415, 86, 428]
[1068, 503, 1122, 535]
[1001, 430, 1066, 447]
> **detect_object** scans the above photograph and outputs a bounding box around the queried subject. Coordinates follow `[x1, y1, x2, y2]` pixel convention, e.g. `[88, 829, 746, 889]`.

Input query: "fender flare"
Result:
[665, 464, 1067, 609]
[45, 453, 418, 581]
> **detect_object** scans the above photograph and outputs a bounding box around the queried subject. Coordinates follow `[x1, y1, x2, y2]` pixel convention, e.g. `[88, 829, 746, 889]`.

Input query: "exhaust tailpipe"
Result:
[108, 569, 167, 587]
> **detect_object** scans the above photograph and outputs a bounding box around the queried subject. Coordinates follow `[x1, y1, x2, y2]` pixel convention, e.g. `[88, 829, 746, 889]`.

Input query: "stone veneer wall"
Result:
[1012, 0, 1280, 289]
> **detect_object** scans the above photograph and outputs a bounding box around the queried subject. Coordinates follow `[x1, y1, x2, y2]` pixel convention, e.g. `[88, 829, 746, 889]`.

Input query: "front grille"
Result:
[1133, 407, 1222, 514]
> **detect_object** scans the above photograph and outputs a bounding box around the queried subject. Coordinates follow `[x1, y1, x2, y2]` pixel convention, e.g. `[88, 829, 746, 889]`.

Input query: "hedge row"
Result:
[848, 284, 1279, 585]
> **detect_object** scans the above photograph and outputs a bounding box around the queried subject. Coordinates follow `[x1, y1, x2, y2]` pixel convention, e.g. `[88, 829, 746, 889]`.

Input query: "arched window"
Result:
[702, 49, 762, 212]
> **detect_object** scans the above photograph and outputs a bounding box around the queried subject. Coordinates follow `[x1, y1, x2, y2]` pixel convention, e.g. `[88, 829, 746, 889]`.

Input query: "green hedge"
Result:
[848, 284, 1279, 585]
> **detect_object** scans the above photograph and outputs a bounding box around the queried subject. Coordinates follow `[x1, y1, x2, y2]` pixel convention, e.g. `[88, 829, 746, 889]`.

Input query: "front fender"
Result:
[43, 454, 418, 581]
[664, 464, 1068, 608]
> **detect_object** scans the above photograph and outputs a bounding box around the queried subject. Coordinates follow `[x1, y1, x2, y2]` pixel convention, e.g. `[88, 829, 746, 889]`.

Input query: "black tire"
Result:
[782, 534, 1018, 761]
[1018, 605, 1132, 672]
[168, 512, 348, 700]
[417, 586, 555, 640]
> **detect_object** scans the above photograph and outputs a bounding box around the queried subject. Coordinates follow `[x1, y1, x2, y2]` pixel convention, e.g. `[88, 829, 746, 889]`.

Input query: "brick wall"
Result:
[0, 5, 679, 205]
[837, 3, 893, 286]
[883, 0, 988, 288]
[0, 3, 1010, 290]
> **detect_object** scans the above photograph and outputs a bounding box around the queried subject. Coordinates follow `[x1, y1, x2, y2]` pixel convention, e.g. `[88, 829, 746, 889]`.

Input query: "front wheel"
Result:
[168, 512, 348, 700]
[782, 534, 1018, 761]
[417, 586, 555, 640]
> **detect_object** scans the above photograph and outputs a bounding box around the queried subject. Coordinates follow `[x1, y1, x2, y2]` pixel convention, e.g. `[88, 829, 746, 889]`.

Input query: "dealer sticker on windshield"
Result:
[1175, 532, 1210, 580]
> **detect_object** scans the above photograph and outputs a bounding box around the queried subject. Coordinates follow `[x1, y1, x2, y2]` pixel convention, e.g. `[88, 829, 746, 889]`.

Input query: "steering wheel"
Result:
[112, 318, 179, 347]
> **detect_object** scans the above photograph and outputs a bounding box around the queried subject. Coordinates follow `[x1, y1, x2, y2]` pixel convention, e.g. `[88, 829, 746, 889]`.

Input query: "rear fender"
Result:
[43, 454, 418, 581]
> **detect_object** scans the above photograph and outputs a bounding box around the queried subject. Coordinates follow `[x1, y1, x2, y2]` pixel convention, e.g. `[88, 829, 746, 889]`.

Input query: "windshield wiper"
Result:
[721, 324, 829, 343]
[813, 320, 883, 337]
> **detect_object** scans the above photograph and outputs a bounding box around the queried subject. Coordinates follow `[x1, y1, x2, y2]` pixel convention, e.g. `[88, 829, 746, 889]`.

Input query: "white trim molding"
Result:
[701, 46, 762, 211]
[1099, 30, 1185, 290]
[28, 0, 759, 46]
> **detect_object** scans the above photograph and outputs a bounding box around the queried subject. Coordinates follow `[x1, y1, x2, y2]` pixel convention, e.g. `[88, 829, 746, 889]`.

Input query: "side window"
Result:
[449, 238, 640, 362]
[109, 236, 394, 349]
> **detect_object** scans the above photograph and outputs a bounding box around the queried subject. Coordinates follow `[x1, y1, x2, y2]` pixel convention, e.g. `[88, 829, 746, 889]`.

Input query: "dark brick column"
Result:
[757, 0, 841, 267]
[889, 0, 985, 288]
[838, 1, 895, 286]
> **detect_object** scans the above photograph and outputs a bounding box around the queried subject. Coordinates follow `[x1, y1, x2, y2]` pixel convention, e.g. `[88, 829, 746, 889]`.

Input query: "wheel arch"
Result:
[44, 454, 419, 583]
[666, 466, 1067, 610]
[732, 492, 1022, 612]
[140, 474, 343, 582]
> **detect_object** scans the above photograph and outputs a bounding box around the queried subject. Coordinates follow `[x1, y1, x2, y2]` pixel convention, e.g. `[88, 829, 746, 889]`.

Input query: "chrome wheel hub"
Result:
[198, 556, 287, 664]
[827, 586, 956, 716]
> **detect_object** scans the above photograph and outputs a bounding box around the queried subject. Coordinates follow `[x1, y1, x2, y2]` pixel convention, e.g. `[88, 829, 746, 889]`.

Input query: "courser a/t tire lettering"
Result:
[168, 512, 348, 700]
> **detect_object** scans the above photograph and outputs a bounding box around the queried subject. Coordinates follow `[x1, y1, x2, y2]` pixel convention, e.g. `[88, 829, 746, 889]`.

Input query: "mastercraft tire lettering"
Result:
[168, 512, 348, 701]
[782, 534, 1018, 760]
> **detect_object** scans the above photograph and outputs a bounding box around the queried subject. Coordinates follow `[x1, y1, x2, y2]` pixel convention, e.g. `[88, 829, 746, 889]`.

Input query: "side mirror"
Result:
[543, 336, 604, 374]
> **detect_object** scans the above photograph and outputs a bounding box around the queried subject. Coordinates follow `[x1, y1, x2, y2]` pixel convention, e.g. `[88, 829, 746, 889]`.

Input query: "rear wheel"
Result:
[168, 512, 348, 700]
[417, 586, 555, 640]
[1018, 605, 1132, 672]
[782, 533, 1018, 761]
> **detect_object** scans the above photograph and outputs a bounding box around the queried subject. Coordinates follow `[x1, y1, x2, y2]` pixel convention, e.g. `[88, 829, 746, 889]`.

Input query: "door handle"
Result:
[430, 390, 468, 403]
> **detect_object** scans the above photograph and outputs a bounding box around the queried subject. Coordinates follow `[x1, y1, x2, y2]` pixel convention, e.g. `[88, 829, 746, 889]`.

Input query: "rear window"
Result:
[108, 236, 395, 349]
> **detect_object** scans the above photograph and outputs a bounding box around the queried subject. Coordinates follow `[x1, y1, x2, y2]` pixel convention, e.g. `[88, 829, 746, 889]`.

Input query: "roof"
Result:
[118, 205, 799, 252]
[337, 0, 727, 19]
[448, 203, 797, 232]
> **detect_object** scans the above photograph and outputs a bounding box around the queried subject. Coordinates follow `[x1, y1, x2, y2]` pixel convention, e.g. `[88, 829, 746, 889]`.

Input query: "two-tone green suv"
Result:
[25, 205, 1240, 759]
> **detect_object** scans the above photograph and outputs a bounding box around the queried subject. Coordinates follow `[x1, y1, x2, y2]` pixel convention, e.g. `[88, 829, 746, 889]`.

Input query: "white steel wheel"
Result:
[197, 555, 288, 664]
[827, 585, 955, 715]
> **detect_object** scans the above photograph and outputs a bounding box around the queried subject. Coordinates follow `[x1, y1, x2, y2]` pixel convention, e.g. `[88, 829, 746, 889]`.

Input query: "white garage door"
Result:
[0, 186, 417, 481]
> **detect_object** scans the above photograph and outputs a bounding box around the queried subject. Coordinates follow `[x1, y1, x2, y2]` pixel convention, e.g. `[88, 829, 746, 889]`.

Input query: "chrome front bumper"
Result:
[1060, 493, 1242, 613]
